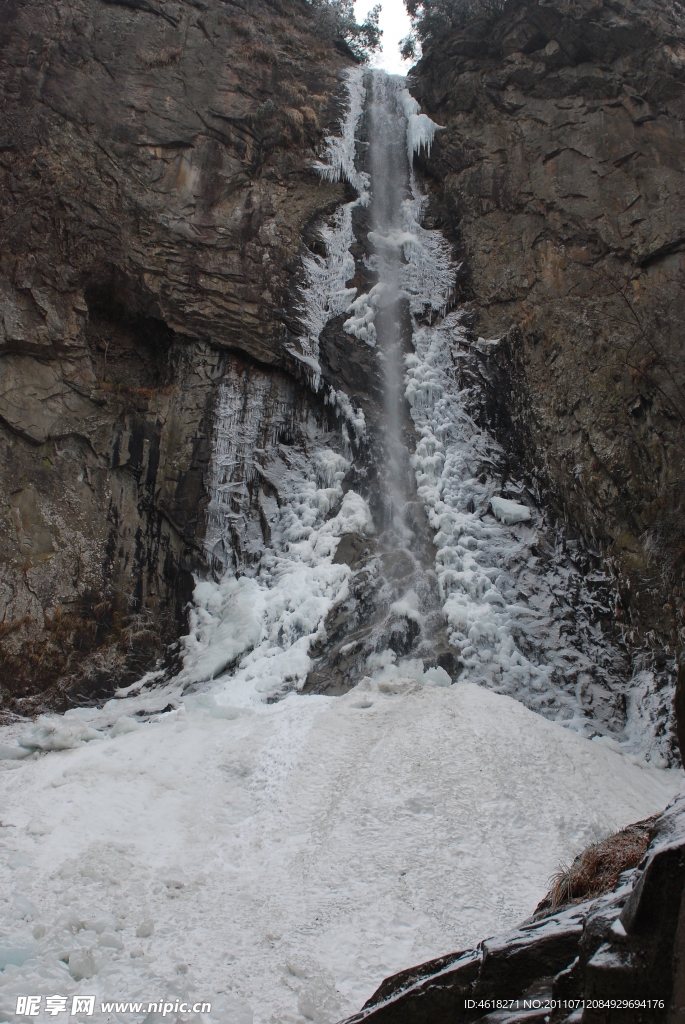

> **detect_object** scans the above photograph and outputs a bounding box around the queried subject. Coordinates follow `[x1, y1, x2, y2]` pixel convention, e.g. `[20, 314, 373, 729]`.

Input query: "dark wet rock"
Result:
[341, 795, 685, 1024]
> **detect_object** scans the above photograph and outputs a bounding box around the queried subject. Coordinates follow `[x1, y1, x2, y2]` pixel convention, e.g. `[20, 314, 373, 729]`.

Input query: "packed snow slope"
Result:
[0, 680, 680, 1024]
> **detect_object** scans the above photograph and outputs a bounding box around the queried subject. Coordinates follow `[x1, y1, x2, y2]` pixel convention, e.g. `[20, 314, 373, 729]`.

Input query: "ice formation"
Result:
[206, 71, 677, 755]
[343, 283, 388, 346]
[295, 68, 370, 383]
[398, 86, 444, 163]
[490, 497, 533, 525]
[192, 383, 371, 703]
[324, 387, 366, 443]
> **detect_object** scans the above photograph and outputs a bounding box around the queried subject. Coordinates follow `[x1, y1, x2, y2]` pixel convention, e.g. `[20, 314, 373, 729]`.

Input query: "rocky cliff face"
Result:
[0, 0, 352, 711]
[410, 0, 685, 684]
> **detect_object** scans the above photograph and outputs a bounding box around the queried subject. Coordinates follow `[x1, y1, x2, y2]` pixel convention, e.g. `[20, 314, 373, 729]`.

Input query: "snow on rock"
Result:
[0, 681, 679, 1022]
[343, 283, 389, 347]
[296, 68, 370, 381]
[490, 497, 532, 525]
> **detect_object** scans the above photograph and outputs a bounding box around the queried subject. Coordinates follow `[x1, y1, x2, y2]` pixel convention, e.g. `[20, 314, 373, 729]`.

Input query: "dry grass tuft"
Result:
[535, 818, 658, 917]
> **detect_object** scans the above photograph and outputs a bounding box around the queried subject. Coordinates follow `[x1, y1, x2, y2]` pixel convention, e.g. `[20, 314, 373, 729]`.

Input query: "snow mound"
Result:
[0, 681, 679, 1022]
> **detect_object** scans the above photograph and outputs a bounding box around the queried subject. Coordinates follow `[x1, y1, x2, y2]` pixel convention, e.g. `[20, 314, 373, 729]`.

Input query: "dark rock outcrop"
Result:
[410, 0, 685, 672]
[0, 0, 352, 710]
[342, 796, 685, 1023]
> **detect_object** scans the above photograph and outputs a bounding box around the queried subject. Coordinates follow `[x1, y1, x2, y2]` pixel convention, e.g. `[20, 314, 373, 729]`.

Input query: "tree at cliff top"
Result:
[309, 0, 383, 60]
[401, 0, 505, 57]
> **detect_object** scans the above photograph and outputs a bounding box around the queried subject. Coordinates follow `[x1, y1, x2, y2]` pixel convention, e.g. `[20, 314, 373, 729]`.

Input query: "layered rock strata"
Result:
[410, 0, 685, 686]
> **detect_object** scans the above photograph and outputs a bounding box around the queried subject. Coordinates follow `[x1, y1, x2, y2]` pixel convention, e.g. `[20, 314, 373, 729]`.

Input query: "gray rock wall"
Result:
[0, 0, 352, 709]
[410, 0, 685, 662]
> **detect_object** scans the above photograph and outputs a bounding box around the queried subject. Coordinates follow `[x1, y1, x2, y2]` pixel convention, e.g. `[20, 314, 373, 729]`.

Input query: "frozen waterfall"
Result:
[186, 68, 675, 764]
[0, 68, 680, 1024]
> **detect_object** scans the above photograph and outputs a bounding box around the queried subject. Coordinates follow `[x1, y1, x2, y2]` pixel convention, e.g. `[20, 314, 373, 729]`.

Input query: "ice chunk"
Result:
[58, 910, 85, 933]
[390, 590, 422, 623]
[0, 944, 37, 969]
[490, 497, 532, 525]
[99, 932, 124, 950]
[212, 994, 254, 1024]
[85, 916, 109, 934]
[27, 818, 49, 835]
[297, 976, 341, 1024]
[184, 694, 243, 721]
[13, 895, 37, 919]
[424, 666, 452, 687]
[19, 715, 103, 751]
[136, 920, 154, 938]
[110, 716, 140, 737]
[0, 743, 31, 760]
[68, 948, 96, 980]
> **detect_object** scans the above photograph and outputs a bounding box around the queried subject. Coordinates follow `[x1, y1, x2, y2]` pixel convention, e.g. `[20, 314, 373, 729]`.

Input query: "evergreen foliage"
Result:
[401, 0, 506, 58]
[308, 0, 383, 61]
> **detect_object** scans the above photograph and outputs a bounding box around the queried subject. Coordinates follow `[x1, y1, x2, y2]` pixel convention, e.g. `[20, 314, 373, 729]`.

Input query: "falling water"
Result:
[359, 73, 449, 671]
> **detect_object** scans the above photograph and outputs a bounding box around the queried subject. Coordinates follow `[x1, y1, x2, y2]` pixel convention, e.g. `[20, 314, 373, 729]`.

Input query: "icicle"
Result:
[294, 68, 370, 385]
[399, 84, 444, 165]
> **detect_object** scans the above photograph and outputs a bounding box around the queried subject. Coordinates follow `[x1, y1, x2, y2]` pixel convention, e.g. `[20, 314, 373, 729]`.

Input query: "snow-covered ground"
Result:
[0, 680, 680, 1024]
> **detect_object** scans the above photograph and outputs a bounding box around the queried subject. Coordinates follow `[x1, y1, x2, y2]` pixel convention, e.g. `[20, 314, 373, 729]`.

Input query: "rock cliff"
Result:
[0, 0, 352, 710]
[410, 0, 685, 700]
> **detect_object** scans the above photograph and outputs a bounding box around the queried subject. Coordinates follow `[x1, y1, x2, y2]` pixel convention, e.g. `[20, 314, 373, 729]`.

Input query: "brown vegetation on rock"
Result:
[536, 816, 657, 917]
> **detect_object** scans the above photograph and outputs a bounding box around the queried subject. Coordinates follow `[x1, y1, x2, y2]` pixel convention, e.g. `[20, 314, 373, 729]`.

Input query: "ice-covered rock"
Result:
[490, 496, 532, 524]
[19, 714, 103, 752]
